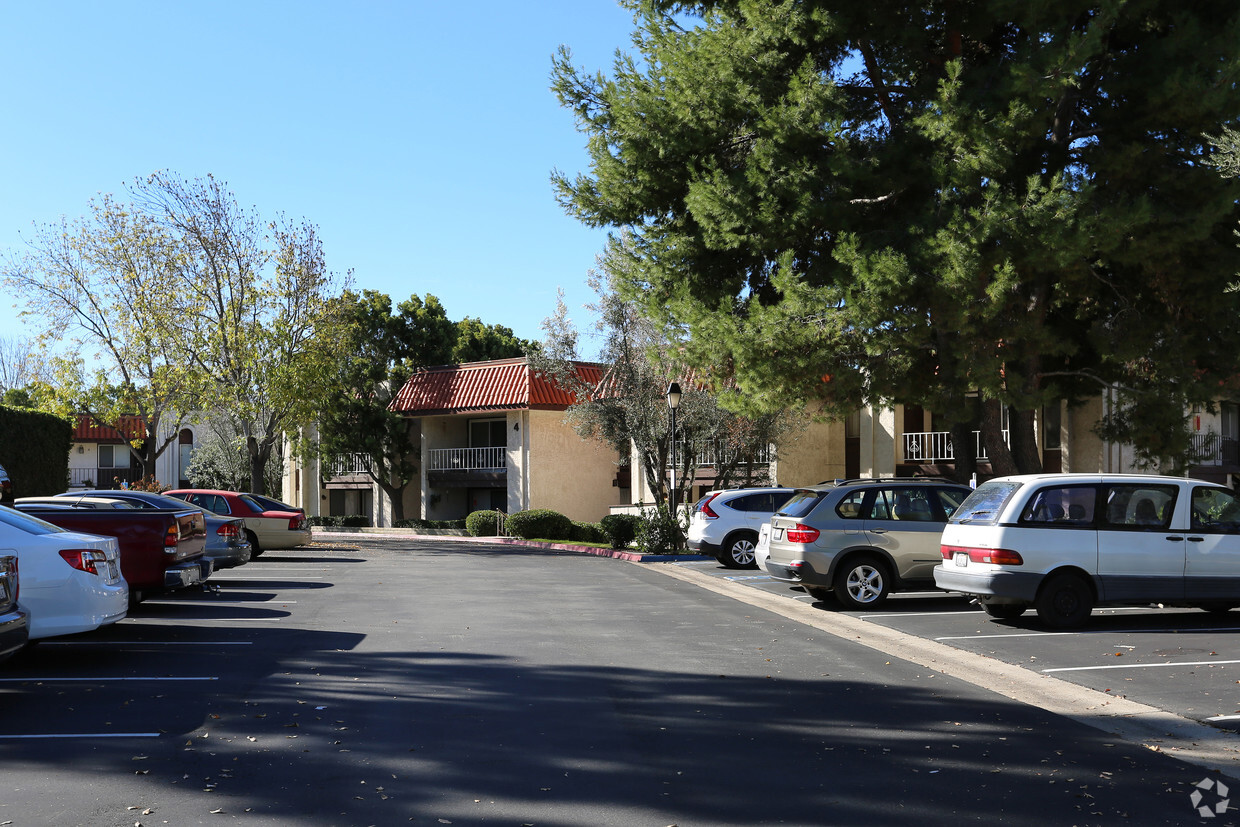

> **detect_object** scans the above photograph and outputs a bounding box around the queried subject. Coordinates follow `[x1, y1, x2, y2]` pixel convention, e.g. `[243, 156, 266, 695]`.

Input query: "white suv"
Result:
[936, 473, 1240, 628]
[687, 487, 796, 568]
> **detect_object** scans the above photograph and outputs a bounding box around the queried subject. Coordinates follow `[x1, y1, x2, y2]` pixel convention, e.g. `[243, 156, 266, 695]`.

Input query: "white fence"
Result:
[428, 447, 506, 471]
[902, 430, 1009, 463]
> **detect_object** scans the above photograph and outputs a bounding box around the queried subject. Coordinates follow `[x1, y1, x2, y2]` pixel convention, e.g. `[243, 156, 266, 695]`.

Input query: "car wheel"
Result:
[720, 532, 758, 569]
[1034, 572, 1093, 629]
[982, 602, 1027, 620]
[247, 531, 263, 558]
[832, 554, 889, 610]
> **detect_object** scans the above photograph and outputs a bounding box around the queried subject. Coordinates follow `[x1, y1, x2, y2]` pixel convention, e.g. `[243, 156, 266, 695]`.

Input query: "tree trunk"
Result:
[949, 421, 977, 485]
[247, 435, 270, 495]
[981, 399, 1019, 476]
[1008, 407, 1043, 474]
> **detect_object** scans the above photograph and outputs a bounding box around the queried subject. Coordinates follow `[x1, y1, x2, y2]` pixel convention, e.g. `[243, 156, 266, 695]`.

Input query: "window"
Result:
[835, 490, 866, 519]
[1099, 484, 1178, 529]
[98, 444, 126, 468]
[1191, 486, 1240, 533]
[1020, 485, 1096, 525]
[469, 419, 507, 449]
[935, 488, 968, 519]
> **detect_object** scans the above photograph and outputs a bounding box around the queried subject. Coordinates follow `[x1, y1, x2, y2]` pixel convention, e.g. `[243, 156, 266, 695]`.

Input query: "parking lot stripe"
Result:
[0, 676, 218, 682]
[0, 733, 161, 739]
[938, 624, 1240, 641]
[37, 641, 252, 646]
[866, 611, 981, 619]
[1043, 660, 1240, 673]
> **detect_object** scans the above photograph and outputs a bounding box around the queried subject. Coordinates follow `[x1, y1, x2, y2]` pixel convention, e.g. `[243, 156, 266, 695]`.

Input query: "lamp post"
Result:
[666, 381, 682, 516]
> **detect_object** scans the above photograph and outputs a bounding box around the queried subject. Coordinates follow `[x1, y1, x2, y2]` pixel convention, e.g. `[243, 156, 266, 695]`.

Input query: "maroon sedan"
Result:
[164, 489, 310, 557]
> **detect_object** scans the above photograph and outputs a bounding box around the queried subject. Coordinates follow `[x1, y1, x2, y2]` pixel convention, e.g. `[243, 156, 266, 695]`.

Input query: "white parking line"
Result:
[1043, 660, 1240, 673]
[208, 576, 323, 581]
[1207, 715, 1240, 723]
[866, 611, 982, 619]
[0, 676, 218, 682]
[38, 641, 252, 646]
[937, 625, 1240, 641]
[0, 733, 161, 739]
[160, 599, 298, 604]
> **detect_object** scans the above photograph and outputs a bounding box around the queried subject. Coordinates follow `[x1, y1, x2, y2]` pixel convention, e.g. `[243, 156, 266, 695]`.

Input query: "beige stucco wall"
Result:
[526, 409, 621, 522]
[773, 415, 845, 486]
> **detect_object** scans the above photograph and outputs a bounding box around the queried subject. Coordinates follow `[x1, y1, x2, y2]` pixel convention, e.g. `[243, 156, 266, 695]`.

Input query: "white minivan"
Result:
[935, 473, 1240, 628]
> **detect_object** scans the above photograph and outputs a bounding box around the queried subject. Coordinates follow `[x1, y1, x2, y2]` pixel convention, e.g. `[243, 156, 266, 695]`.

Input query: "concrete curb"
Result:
[310, 528, 710, 564]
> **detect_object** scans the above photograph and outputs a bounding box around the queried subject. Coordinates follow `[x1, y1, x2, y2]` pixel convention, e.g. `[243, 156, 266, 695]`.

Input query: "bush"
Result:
[571, 521, 607, 544]
[392, 518, 468, 530]
[506, 509, 574, 541]
[600, 514, 642, 549]
[307, 515, 372, 527]
[339, 514, 371, 528]
[636, 504, 684, 554]
[466, 510, 502, 537]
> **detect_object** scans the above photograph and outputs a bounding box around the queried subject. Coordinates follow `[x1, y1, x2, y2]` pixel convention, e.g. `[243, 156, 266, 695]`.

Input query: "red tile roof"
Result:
[389, 358, 604, 415]
[73, 414, 147, 442]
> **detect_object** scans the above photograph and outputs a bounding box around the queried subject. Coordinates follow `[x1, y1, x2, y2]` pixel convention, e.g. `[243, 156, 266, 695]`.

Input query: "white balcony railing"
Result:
[428, 446, 506, 472]
[668, 441, 774, 468]
[327, 453, 371, 476]
[902, 430, 1009, 463]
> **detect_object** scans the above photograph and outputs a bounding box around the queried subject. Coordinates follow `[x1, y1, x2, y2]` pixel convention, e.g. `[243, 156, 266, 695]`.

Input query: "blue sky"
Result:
[0, 1, 639, 359]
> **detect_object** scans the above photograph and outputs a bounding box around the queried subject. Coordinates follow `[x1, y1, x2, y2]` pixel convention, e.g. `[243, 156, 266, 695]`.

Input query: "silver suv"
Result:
[763, 479, 971, 609]
[687, 487, 796, 569]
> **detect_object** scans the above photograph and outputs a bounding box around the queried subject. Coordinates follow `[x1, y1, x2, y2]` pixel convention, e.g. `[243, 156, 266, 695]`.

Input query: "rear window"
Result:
[0, 504, 65, 536]
[949, 481, 1022, 525]
[778, 489, 829, 519]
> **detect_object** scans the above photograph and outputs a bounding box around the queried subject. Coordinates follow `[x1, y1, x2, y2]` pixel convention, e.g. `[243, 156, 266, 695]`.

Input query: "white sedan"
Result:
[0, 505, 128, 639]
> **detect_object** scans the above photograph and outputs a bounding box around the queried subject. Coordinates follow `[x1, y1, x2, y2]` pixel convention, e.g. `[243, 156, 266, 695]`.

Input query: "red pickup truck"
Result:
[15, 503, 211, 603]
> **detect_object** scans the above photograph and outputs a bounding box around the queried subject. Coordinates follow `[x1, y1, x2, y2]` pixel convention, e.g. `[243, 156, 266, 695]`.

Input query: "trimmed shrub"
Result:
[506, 508, 573, 541]
[466, 510, 502, 537]
[392, 518, 468, 530]
[600, 514, 642, 549]
[636, 505, 684, 554]
[340, 515, 371, 528]
[571, 521, 607, 544]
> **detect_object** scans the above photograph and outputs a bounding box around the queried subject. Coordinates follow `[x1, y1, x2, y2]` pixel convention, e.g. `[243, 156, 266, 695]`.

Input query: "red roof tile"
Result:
[389, 358, 603, 415]
[73, 414, 147, 442]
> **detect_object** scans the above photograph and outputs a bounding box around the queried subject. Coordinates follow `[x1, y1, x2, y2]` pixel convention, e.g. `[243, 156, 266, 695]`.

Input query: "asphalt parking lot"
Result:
[680, 557, 1240, 729]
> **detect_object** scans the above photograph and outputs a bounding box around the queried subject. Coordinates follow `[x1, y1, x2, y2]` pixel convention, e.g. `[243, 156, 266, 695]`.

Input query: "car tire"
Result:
[247, 531, 263, 558]
[1034, 572, 1093, 629]
[982, 602, 1027, 620]
[832, 554, 889, 610]
[720, 532, 759, 569]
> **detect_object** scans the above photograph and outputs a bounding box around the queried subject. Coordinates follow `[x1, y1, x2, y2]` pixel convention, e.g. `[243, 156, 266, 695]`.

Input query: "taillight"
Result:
[700, 493, 722, 520]
[290, 517, 306, 530]
[164, 524, 179, 551]
[785, 523, 820, 544]
[941, 544, 1024, 565]
[217, 523, 239, 539]
[59, 549, 108, 575]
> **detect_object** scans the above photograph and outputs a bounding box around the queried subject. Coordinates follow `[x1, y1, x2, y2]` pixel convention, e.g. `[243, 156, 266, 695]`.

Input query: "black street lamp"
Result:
[666, 381, 682, 513]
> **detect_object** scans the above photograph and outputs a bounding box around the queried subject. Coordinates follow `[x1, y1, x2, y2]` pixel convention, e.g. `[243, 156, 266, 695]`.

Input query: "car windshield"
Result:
[0, 504, 65, 535]
[949, 481, 1022, 525]
[778, 489, 828, 519]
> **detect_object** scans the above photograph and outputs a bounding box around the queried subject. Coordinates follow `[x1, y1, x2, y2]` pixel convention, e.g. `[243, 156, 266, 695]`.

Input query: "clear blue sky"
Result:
[0, 1, 639, 359]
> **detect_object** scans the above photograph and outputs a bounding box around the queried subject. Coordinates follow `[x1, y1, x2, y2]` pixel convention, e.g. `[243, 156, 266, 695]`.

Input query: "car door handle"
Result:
[1165, 536, 1184, 542]
[869, 529, 887, 534]
[1187, 536, 1205, 542]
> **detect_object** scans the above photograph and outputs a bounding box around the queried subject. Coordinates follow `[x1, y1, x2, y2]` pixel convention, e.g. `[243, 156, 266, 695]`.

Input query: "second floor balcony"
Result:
[428, 446, 506, 472]
[902, 430, 1009, 463]
[1192, 433, 1240, 467]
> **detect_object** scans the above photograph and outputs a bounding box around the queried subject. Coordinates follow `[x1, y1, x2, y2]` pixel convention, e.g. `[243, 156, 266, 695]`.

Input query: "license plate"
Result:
[108, 561, 120, 581]
[772, 528, 783, 541]
[954, 552, 969, 567]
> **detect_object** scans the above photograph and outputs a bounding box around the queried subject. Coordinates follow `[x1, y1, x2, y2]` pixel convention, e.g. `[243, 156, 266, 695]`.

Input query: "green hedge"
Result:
[0, 405, 73, 497]
[571, 521, 607, 544]
[466, 510, 502, 537]
[506, 509, 574, 541]
[308, 515, 372, 527]
[636, 505, 684, 554]
[391, 517, 468, 530]
[600, 514, 642, 549]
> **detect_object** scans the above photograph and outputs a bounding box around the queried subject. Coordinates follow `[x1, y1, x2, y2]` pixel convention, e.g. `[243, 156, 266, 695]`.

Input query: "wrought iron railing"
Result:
[327, 453, 372, 476]
[428, 447, 506, 471]
[1192, 433, 1240, 467]
[68, 467, 140, 488]
[902, 430, 1009, 463]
